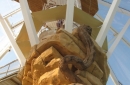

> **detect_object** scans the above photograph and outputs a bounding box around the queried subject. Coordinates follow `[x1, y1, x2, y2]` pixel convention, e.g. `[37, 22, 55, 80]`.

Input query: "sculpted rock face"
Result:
[19, 25, 109, 85]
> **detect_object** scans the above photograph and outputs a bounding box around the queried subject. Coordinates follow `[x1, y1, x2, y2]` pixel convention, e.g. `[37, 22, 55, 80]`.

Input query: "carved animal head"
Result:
[85, 25, 92, 36]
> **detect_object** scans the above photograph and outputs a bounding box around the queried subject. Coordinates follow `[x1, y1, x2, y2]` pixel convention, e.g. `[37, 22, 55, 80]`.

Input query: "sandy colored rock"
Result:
[77, 75, 92, 85]
[77, 71, 103, 85]
[72, 28, 109, 85]
[20, 29, 109, 85]
[37, 31, 86, 60]
[38, 68, 70, 85]
[17, 68, 24, 81]
[24, 63, 31, 76]
[87, 61, 103, 79]
[22, 77, 32, 85]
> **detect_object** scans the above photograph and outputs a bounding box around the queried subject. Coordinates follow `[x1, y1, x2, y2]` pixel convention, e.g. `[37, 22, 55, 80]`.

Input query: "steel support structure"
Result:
[95, 0, 121, 85]
[19, 0, 39, 46]
[96, 0, 121, 47]
[98, 0, 130, 17]
[65, 0, 75, 33]
[0, 15, 25, 66]
[107, 19, 130, 57]
[95, 14, 130, 48]
[95, 13, 130, 85]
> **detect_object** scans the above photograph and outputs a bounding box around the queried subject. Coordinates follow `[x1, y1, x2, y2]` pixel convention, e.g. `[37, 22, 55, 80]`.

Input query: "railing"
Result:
[0, 59, 21, 79]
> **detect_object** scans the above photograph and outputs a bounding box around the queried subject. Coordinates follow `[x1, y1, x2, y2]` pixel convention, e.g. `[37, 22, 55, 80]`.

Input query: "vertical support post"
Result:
[19, 0, 39, 46]
[6, 64, 10, 76]
[107, 19, 130, 57]
[0, 15, 25, 66]
[65, 0, 75, 33]
[96, 0, 121, 47]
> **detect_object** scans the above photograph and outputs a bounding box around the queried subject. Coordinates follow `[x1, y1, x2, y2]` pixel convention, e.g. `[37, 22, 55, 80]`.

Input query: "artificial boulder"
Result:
[19, 25, 109, 85]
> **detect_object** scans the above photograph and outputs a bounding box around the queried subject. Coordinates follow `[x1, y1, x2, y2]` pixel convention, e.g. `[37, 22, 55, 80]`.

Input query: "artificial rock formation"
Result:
[18, 25, 110, 85]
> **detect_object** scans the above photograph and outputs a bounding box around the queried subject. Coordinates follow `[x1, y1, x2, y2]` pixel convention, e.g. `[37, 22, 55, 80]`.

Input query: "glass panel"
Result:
[0, 66, 8, 74]
[0, 24, 9, 52]
[0, 48, 17, 67]
[0, 66, 8, 78]
[7, 69, 19, 76]
[8, 60, 20, 71]
[7, 11, 23, 27]
[0, 37, 9, 52]
[0, 74, 6, 78]
[0, 0, 20, 16]
[111, 12, 129, 33]
[103, 0, 113, 3]
[123, 26, 130, 43]
[106, 77, 115, 85]
[108, 40, 130, 85]
[119, 0, 130, 11]
[12, 23, 24, 37]
[97, 4, 109, 19]
[103, 0, 130, 11]
[107, 30, 115, 48]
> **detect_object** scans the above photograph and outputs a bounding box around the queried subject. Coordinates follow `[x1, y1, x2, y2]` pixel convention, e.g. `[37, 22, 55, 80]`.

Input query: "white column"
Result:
[96, 0, 121, 47]
[95, 14, 130, 48]
[0, 15, 25, 66]
[107, 19, 130, 57]
[65, 0, 75, 33]
[19, 0, 39, 46]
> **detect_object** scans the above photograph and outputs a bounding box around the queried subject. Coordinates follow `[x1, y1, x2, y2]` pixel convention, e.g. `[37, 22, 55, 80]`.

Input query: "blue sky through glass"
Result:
[98, 1, 130, 84]
[104, 0, 130, 11]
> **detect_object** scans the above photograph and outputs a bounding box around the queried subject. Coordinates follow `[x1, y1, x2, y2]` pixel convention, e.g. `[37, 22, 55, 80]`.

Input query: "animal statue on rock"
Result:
[14, 0, 110, 85]
[18, 25, 109, 85]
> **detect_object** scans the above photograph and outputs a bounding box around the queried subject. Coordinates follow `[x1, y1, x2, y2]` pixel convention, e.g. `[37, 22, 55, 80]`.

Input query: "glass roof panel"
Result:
[97, 4, 109, 19]
[123, 26, 130, 43]
[111, 12, 129, 33]
[7, 11, 23, 27]
[108, 40, 130, 85]
[0, 23, 10, 51]
[103, 0, 113, 3]
[98, 2, 130, 85]
[103, 0, 130, 11]
[107, 77, 115, 85]
[107, 30, 116, 48]
[0, 0, 20, 16]
[0, 48, 17, 67]
[120, 0, 130, 11]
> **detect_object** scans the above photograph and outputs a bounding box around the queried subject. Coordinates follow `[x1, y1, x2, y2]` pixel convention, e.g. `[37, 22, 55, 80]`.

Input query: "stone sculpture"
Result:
[14, 0, 109, 84]
[18, 25, 110, 85]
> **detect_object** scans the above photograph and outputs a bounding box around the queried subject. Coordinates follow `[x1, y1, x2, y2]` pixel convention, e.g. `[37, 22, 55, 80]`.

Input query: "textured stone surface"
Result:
[20, 29, 109, 85]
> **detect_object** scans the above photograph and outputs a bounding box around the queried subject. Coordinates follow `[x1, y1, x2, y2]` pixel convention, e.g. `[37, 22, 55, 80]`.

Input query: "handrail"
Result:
[0, 59, 18, 69]
[0, 68, 20, 75]
[0, 59, 21, 79]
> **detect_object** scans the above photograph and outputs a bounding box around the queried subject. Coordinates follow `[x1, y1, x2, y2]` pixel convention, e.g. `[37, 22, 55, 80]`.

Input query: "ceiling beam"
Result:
[65, 0, 75, 33]
[19, 0, 39, 46]
[0, 15, 25, 66]
[95, 14, 130, 48]
[96, 0, 121, 47]
[107, 19, 130, 57]
[98, 0, 130, 16]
